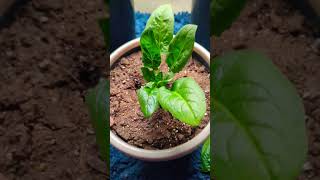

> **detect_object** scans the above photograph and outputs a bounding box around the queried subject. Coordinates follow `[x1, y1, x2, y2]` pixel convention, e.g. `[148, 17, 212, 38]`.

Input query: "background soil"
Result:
[0, 0, 108, 179]
[110, 51, 210, 149]
[212, 0, 320, 179]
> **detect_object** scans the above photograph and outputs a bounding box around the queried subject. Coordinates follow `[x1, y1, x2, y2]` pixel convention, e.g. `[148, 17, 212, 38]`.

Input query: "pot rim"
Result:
[110, 38, 210, 161]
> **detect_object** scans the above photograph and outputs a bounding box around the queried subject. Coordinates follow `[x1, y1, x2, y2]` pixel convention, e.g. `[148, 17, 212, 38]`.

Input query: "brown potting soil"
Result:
[0, 0, 108, 179]
[213, 0, 320, 179]
[110, 51, 210, 149]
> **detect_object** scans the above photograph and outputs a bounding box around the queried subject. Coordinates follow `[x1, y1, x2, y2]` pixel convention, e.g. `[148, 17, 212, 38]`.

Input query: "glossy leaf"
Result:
[211, 0, 247, 36]
[212, 50, 307, 180]
[166, 24, 197, 73]
[140, 28, 161, 69]
[146, 4, 174, 53]
[158, 77, 206, 126]
[137, 86, 159, 118]
[201, 137, 211, 173]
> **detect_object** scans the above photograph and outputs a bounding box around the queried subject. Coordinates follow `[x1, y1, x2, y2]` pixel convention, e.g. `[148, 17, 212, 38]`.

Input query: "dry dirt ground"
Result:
[212, 0, 320, 179]
[0, 0, 108, 179]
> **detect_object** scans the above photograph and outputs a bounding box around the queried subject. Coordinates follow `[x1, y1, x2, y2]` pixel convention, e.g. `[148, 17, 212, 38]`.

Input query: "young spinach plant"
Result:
[137, 5, 207, 127]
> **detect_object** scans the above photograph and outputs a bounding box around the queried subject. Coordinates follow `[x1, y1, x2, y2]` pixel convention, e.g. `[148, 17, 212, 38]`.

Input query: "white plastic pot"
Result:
[110, 38, 210, 161]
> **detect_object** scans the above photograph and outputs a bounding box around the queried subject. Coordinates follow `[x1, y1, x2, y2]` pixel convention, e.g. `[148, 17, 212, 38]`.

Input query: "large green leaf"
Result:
[85, 79, 109, 174]
[137, 86, 159, 118]
[166, 24, 197, 73]
[140, 28, 161, 69]
[201, 137, 211, 173]
[158, 77, 206, 126]
[146, 4, 174, 53]
[211, 0, 247, 36]
[212, 51, 307, 179]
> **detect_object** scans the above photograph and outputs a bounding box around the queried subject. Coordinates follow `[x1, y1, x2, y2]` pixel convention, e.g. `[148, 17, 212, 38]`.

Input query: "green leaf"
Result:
[137, 86, 159, 118]
[156, 72, 174, 87]
[211, 0, 247, 36]
[212, 50, 307, 180]
[140, 28, 161, 69]
[146, 4, 174, 53]
[201, 137, 211, 173]
[158, 77, 206, 126]
[141, 67, 156, 82]
[166, 24, 197, 73]
[85, 79, 109, 173]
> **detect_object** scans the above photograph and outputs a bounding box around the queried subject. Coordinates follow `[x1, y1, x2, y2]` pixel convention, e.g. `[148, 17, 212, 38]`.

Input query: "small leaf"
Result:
[146, 4, 174, 53]
[166, 24, 197, 73]
[137, 86, 159, 118]
[211, 0, 247, 36]
[85, 79, 109, 171]
[141, 67, 156, 82]
[156, 72, 174, 87]
[158, 77, 206, 126]
[154, 71, 163, 82]
[201, 137, 211, 173]
[140, 28, 161, 69]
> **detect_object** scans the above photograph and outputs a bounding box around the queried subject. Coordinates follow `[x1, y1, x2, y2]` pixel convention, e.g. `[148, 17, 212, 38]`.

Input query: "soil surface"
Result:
[0, 0, 108, 179]
[110, 51, 210, 149]
[212, 0, 320, 179]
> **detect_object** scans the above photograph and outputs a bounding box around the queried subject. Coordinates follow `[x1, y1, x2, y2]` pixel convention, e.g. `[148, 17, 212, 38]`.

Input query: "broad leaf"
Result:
[158, 77, 206, 126]
[166, 24, 197, 73]
[201, 137, 211, 173]
[212, 51, 307, 180]
[140, 28, 161, 69]
[146, 4, 174, 53]
[137, 86, 159, 118]
[85, 79, 109, 173]
[211, 0, 247, 36]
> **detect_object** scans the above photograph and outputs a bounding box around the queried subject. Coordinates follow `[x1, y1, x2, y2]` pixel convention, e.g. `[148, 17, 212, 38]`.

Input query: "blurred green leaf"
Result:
[211, 0, 247, 36]
[85, 79, 109, 174]
[212, 50, 307, 179]
[201, 137, 211, 173]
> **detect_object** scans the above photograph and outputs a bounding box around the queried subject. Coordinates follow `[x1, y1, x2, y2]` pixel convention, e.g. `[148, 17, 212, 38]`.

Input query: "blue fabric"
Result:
[110, 146, 210, 180]
[110, 11, 209, 180]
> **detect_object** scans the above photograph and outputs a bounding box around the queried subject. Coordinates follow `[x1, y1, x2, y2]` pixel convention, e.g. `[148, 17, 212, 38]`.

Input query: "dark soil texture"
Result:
[0, 0, 108, 179]
[110, 51, 210, 150]
[212, 0, 320, 179]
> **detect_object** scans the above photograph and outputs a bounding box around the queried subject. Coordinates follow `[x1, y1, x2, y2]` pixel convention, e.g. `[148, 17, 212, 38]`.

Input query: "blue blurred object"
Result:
[135, 12, 191, 37]
[110, 0, 135, 52]
[191, 0, 210, 50]
[110, 10, 210, 180]
[110, 145, 210, 180]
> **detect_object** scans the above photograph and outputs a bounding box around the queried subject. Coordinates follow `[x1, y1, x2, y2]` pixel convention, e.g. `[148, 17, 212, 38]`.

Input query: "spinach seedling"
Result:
[137, 4, 206, 127]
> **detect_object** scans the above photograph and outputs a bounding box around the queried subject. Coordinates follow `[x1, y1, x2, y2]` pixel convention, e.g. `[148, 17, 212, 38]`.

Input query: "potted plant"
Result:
[109, 4, 210, 161]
